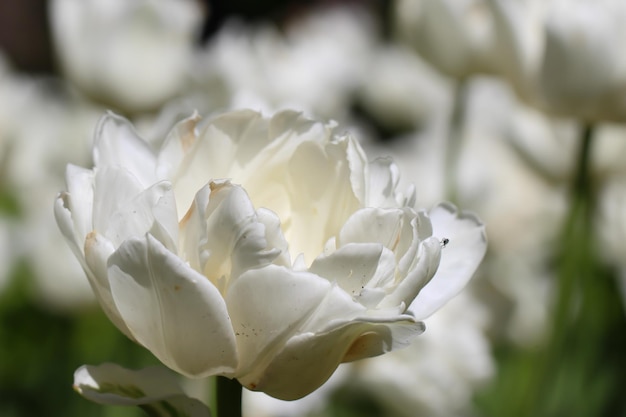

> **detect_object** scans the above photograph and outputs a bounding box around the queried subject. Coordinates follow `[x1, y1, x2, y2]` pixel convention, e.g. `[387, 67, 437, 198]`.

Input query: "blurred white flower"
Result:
[537, 0, 626, 122]
[0, 56, 101, 310]
[490, 0, 626, 122]
[363, 75, 566, 345]
[592, 126, 626, 312]
[197, 5, 376, 119]
[394, 0, 500, 79]
[591, 125, 626, 180]
[498, 106, 626, 186]
[455, 78, 568, 344]
[486, 0, 548, 101]
[55, 109, 486, 400]
[49, 0, 204, 113]
[349, 291, 494, 417]
[597, 175, 626, 309]
[355, 44, 451, 132]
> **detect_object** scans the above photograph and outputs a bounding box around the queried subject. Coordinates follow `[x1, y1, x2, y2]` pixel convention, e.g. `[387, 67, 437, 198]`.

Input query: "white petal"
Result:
[206, 183, 279, 281]
[344, 134, 369, 205]
[108, 234, 238, 377]
[74, 363, 211, 417]
[55, 192, 87, 261]
[397, 211, 432, 278]
[267, 110, 320, 145]
[179, 181, 280, 289]
[93, 164, 179, 252]
[92, 166, 145, 236]
[104, 178, 178, 249]
[148, 185, 180, 252]
[93, 112, 157, 187]
[89, 164, 178, 252]
[178, 184, 211, 273]
[257, 207, 291, 267]
[379, 237, 442, 309]
[409, 202, 487, 319]
[337, 207, 404, 247]
[309, 243, 395, 306]
[280, 137, 362, 263]
[63, 164, 95, 242]
[336, 207, 431, 290]
[168, 110, 268, 216]
[366, 157, 401, 208]
[156, 112, 202, 181]
[301, 281, 371, 334]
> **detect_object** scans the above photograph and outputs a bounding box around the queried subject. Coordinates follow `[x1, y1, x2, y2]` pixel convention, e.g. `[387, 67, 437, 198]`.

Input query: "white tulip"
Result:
[55, 109, 486, 400]
[394, 0, 500, 79]
[537, 0, 626, 122]
[489, 0, 626, 122]
[49, 0, 204, 112]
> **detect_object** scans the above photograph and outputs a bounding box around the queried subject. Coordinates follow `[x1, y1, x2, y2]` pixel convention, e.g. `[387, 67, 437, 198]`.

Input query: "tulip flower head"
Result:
[55, 109, 486, 400]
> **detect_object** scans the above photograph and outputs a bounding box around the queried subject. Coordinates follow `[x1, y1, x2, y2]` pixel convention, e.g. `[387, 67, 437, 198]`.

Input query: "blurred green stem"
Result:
[445, 79, 469, 205]
[215, 376, 242, 417]
[528, 123, 596, 416]
[552, 123, 593, 342]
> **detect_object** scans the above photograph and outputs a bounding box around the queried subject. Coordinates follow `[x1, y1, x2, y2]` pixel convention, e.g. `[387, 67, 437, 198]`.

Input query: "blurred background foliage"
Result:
[1, 0, 626, 416]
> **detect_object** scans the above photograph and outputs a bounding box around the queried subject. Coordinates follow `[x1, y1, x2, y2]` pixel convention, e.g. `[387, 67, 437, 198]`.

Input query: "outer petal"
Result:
[409, 202, 487, 320]
[93, 112, 157, 187]
[92, 166, 145, 237]
[62, 164, 95, 243]
[244, 319, 423, 400]
[74, 363, 211, 417]
[55, 183, 135, 339]
[83, 231, 134, 340]
[107, 234, 238, 377]
[96, 170, 178, 249]
[228, 264, 423, 400]
[55, 192, 89, 263]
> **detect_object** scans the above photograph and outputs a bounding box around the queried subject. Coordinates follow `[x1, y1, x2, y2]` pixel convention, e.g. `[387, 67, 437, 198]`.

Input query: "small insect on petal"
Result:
[440, 238, 449, 248]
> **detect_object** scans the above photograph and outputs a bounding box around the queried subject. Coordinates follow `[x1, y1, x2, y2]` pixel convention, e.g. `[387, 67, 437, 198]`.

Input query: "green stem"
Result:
[215, 376, 242, 417]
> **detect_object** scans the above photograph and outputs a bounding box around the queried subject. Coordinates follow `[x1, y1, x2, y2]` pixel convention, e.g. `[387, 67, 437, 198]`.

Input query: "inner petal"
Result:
[178, 181, 281, 294]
